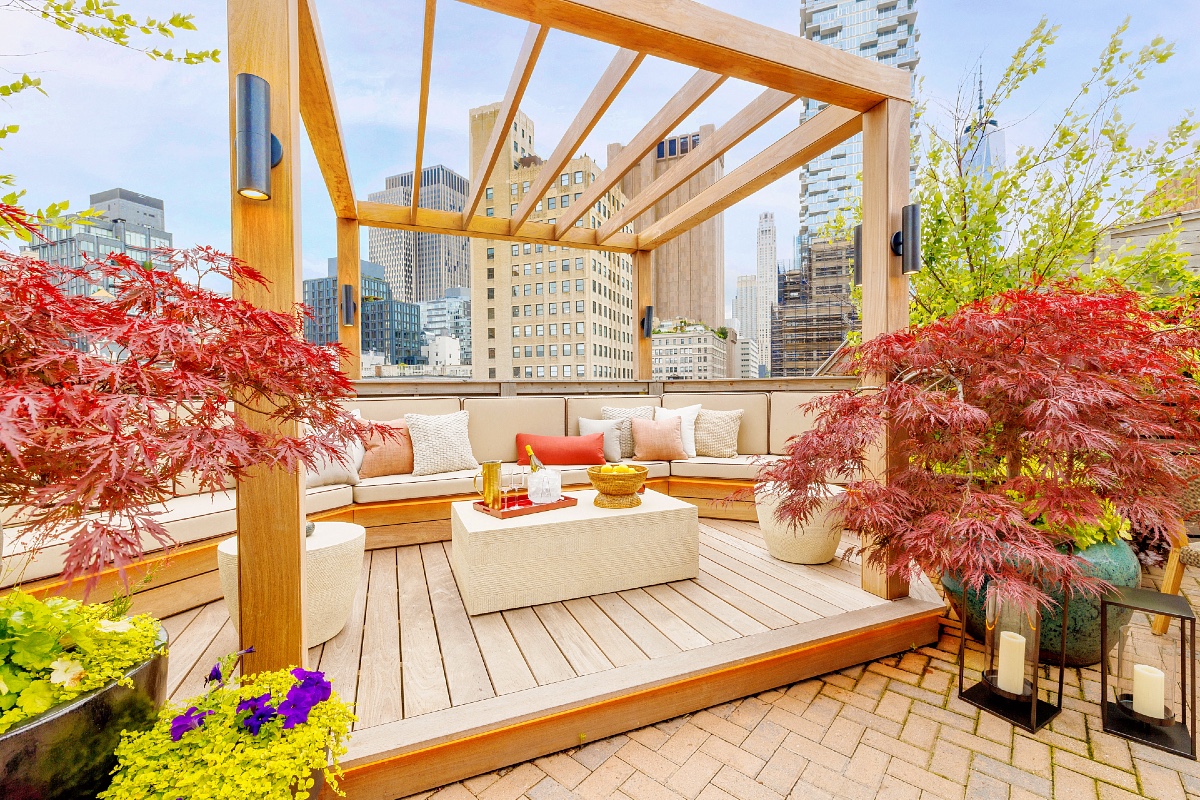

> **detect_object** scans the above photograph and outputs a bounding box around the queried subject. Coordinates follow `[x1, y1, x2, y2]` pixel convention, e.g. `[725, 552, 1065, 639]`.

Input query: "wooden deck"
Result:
[162, 519, 944, 799]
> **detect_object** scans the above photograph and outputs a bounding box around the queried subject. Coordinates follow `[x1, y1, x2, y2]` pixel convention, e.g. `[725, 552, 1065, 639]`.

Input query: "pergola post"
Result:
[337, 218, 362, 378]
[634, 250, 653, 380]
[859, 97, 912, 600]
[228, 0, 308, 672]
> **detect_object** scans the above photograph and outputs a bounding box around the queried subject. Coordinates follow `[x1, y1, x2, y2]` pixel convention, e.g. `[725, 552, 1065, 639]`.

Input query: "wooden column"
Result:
[228, 0, 308, 672]
[337, 218, 362, 378]
[634, 250, 653, 381]
[859, 97, 911, 600]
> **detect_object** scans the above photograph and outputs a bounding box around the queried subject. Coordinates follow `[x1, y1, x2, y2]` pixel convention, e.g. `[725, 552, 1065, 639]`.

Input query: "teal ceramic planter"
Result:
[942, 539, 1142, 667]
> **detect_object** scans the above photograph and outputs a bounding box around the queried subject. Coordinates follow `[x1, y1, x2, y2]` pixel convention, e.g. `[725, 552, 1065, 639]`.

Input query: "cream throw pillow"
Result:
[405, 410, 479, 476]
[654, 404, 702, 458]
[305, 409, 364, 488]
[695, 408, 743, 458]
[601, 405, 656, 459]
[578, 417, 623, 462]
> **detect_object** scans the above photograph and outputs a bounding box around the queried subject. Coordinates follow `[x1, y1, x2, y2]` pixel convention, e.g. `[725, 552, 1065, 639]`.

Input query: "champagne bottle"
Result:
[525, 444, 544, 473]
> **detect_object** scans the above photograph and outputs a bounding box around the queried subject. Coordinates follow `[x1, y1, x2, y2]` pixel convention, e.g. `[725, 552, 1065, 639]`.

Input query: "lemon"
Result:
[600, 465, 616, 474]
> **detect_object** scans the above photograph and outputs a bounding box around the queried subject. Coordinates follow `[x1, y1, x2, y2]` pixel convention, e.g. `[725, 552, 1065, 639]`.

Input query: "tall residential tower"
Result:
[755, 212, 777, 373]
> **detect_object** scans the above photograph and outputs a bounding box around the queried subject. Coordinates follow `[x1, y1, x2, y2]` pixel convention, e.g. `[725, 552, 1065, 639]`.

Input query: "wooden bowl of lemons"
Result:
[587, 464, 649, 508]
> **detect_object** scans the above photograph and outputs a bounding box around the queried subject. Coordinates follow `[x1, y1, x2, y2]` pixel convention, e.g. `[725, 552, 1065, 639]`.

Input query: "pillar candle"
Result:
[1132, 664, 1166, 719]
[996, 630, 1026, 695]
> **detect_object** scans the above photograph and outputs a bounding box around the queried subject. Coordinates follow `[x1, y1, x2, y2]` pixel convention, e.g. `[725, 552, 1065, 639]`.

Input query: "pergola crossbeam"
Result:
[554, 69, 725, 237]
[462, 23, 549, 223]
[637, 105, 862, 249]
[510, 47, 644, 234]
[598, 87, 798, 243]
[410, 0, 438, 210]
[297, 0, 355, 219]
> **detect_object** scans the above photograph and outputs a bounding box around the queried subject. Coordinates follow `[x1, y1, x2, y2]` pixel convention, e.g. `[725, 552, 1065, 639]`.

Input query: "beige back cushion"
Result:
[566, 396, 660, 435]
[769, 392, 830, 455]
[464, 397, 565, 462]
[348, 397, 460, 421]
[663, 393, 768, 455]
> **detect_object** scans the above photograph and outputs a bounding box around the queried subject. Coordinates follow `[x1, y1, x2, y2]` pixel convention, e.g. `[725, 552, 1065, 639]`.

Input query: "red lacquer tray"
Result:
[472, 493, 578, 519]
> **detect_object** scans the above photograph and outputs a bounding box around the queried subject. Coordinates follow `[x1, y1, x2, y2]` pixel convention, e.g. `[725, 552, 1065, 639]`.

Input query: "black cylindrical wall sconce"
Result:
[641, 305, 654, 338]
[341, 284, 357, 326]
[891, 202, 922, 275]
[236, 73, 283, 201]
[852, 224, 862, 287]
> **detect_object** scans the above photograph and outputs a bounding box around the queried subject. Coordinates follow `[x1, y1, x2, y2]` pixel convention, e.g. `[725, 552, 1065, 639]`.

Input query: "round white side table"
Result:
[217, 521, 366, 648]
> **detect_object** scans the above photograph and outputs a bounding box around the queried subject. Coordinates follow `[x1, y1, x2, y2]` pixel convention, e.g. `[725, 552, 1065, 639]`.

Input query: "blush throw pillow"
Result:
[632, 416, 688, 461]
[516, 433, 605, 466]
[359, 419, 415, 478]
[405, 410, 479, 476]
[601, 405, 656, 459]
[694, 408, 744, 459]
[654, 404, 702, 458]
[577, 417, 623, 462]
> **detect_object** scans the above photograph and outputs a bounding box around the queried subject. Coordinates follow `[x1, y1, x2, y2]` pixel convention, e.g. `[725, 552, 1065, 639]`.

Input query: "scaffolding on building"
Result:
[770, 238, 859, 377]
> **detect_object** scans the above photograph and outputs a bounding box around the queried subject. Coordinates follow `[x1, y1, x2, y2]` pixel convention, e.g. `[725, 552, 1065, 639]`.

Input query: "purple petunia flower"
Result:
[236, 692, 278, 736]
[278, 668, 333, 729]
[204, 662, 223, 686]
[170, 707, 214, 742]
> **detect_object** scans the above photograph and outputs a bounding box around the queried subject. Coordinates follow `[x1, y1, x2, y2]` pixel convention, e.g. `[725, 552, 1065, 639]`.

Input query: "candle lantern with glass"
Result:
[1100, 586, 1196, 759]
[957, 583, 1067, 732]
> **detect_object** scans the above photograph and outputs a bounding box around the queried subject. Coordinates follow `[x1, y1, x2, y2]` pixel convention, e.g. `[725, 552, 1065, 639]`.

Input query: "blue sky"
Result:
[3, 1, 1197, 314]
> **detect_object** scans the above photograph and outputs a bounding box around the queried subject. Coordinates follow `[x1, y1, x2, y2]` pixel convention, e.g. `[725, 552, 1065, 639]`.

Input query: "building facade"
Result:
[755, 213, 778, 374]
[732, 274, 757, 342]
[770, 238, 857, 376]
[734, 337, 761, 380]
[422, 334, 462, 368]
[303, 259, 423, 366]
[418, 286, 472, 365]
[366, 165, 471, 303]
[797, 0, 919, 243]
[651, 320, 730, 380]
[468, 102, 636, 382]
[608, 126, 725, 329]
[29, 188, 173, 296]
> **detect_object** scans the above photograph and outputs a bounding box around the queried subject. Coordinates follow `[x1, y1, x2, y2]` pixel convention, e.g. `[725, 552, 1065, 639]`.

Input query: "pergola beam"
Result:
[554, 69, 725, 236]
[410, 0, 437, 210]
[598, 87, 798, 243]
[637, 105, 862, 249]
[457, 0, 910, 110]
[462, 23, 549, 223]
[359, 200, 639, 254]
[297, 0, 355, 218]
[510, 48, 644, 234]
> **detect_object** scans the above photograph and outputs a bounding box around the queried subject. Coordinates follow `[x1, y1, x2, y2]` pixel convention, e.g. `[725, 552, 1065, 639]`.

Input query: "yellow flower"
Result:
[49, 659, 84, 688]
[98, 618, 133, 633]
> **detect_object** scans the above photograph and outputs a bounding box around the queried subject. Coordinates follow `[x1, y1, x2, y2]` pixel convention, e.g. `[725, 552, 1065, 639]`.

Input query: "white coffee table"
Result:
[218, 521, 366, 647]
[450, 488, 699, 615]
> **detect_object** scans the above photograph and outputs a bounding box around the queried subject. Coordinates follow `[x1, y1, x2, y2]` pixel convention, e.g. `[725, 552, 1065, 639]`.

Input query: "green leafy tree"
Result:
[0, 0, 219, 240]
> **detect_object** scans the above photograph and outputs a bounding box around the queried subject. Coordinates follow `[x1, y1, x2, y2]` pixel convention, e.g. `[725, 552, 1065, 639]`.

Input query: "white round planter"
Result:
[754, 483, 845, 564]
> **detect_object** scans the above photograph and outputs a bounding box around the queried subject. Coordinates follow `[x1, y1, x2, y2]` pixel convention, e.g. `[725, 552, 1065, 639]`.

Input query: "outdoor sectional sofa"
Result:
[1, 390, 829, 619]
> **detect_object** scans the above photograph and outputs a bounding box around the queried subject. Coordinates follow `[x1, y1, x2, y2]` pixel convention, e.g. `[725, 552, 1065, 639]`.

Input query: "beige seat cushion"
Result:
[464, 397, 565, 462]
[769, 392, 828, 455]
[566, 396, 660, 435]
[669, 455, 781, 481]
[663, 393, 768, 455]
[352, 469, 480, 504]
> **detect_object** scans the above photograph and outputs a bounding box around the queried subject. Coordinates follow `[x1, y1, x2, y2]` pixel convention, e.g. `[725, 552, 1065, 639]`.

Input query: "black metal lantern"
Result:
[1101, 586, 1196, 759]
[957, 583, 1067, 732]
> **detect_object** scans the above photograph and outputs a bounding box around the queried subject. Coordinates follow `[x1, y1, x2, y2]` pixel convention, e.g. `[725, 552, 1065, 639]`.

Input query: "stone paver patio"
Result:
[404, 561, 1200, 800]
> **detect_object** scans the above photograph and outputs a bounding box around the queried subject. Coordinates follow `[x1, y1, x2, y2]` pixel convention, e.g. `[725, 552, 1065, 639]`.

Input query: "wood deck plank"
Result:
[667, 579, 771, 636]
[643, 583, 741, 643]
[724, 519, 862, 586]
[687, 570, 799, 630]
[468, 611, 539, 695]
[397, 545, 452, 717]
[697, 554, 822, 624]
[356, 549, 403, 729]
[165, 601, 229, 698]
[532, 602, 613, 676]
[618, 588, 710, 651]
[172, 616, 237, 702]
[421, 543, 494, 706]
[502, 607, 576, 685]
[590, 592, 681, 659]
[160, 605, 200, 645]
[316, 553, 371, 713]
[701, 537, 858, 616]
[562, 597, 648, 667]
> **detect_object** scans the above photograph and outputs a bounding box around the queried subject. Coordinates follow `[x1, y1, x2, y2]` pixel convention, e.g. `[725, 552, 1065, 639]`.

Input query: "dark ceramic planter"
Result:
[942, 540, 1142, 667]
[0, 627, 168, 800]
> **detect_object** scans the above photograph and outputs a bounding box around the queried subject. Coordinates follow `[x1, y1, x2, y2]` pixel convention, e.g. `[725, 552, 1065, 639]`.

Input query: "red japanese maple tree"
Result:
[757, 283, 1200, 607]
[0, 247, 373, 585]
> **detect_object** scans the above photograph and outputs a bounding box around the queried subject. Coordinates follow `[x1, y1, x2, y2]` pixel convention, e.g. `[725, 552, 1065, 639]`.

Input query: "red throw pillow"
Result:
[516, 433, 605, 466]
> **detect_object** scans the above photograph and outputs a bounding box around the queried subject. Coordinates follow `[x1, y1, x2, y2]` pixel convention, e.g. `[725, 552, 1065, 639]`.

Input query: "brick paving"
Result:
[404, 563, 1200, 800]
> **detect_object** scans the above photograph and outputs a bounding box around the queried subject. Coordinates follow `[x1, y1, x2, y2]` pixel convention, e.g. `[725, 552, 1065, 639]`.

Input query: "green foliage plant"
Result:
[0, 589, 161, 734]
[101, 651, 355, 800]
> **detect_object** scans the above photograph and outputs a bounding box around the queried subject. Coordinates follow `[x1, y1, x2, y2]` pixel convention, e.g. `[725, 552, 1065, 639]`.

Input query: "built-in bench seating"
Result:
[1, 390, 829, 616]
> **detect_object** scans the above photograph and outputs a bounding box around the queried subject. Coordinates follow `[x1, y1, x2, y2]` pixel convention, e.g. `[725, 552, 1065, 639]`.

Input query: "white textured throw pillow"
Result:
[655, 404, 702, 458]
[305, 409, 364, 488]
[601, 405, 656, 459]
[695, 408, 743, 458]
[578, 417, 623, 462]
[405, 410, 479, 476]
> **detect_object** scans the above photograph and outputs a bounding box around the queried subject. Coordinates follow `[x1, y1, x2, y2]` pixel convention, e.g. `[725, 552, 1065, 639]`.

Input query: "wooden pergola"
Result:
[227, 0, 913, 674]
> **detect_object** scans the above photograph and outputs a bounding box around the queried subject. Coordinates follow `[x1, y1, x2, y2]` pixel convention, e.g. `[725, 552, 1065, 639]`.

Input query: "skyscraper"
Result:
[366, 165, 471, 303]
[609, 126, 725, 328]
[303, 259, 423, 366]
[732, 274, 757, 342]
[961, 69, 1006, 181]
[755, 212, 777, 373]
[797, 0, 919, 243]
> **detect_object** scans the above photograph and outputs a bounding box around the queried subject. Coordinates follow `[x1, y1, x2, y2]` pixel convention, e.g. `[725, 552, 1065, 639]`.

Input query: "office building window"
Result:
[487, 267, 495, 279]
[524, 305, 532, 316]
[485, 208, 494, 217]
[550, 365, 558, 377]
[525, 367, 533, 378]
[561, 302, 570, 314]
[575, 258, 584, 269]
[560, 174, 569, 186]
[488, 307, 495, 319]
[512, 244, 520, 256]
[535, 284, 543, 295]
[524, 346, 532, 358]
[523, 284, 531, 296]
[536, 366, 545, 378]
[561, 259, 569, 270]
[550, 324, 558, 336]
[487, 288, 494, 299]
[523, 243, 532, 254]
[576, 343, 585, 355]
[513, 367, 520, 377]
[511, 183, 518, 195]
[512, 286, 519, 297]
[485, 187, 494, 200]
[535, 262, 543, 274]
[575, 279, 585, 291]
[548, 282, 556, 294]
[512, 306, 520, 317]
[488, 327, 496, 339]
[573, 171, 583, 184]
[510, 203, 518, 214]
[535, 304, 543, 316]
[489, 368, 496, 379]
[487, 247, 494, 260]
[524, 325, 532, 336]
[522, 181, 530, 192]
[576, 322, 585, 334]
[535, 201, 542, 212]
[488, 348, 495, 359]
[560, 195, 569, 208]
[535, 325, 544, 336]
[546, 197, 556, 210]
[513, 347, 520, 358]
[536, 346, 544, 357]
